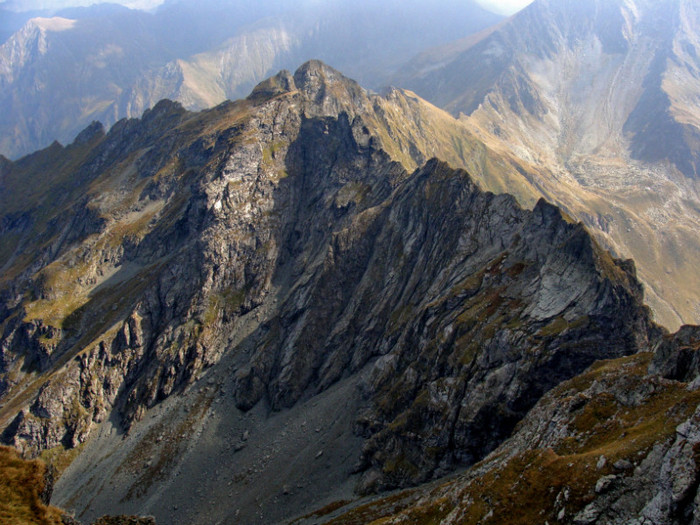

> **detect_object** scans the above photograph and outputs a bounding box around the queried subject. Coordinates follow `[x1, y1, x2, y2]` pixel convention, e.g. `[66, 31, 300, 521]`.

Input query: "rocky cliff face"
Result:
[324, 326, 700, 525]
[0, 61, 663, 523]
[394, 0, 700, 331]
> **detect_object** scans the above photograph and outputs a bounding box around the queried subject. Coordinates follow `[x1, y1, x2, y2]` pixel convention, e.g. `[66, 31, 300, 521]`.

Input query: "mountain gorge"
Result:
[396, 0, 700, 330]
[0, 61, 669, 523]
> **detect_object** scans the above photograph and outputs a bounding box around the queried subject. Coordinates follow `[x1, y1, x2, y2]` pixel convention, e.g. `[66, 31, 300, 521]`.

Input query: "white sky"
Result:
[475, 0, 534, 15]
[0, 0, 164, 11]
[2, 0, 535, 15]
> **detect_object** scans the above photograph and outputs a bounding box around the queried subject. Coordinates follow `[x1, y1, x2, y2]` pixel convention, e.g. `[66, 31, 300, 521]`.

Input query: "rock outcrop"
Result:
[324, 325, 700, 525]
[0, 61, 664, 521]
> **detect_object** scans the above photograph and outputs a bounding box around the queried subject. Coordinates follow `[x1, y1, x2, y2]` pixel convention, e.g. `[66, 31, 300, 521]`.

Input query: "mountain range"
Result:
[395, 0, 700, 330]
[1, 0, 700, 524]
[0, 0, 501, 159]
[4, 0, 700, 331]
[0, 58, 691, 525]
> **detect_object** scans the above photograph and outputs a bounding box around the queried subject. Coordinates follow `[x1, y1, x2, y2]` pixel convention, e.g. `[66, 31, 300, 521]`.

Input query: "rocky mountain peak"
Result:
[0, 19, 47, 85]
[245, 60, 368, 112]
[140, 99, 187, 123]
[72, 121, 105, 146]
[293, 59, 353, 93]
[0, 62, 668, 522]
[246, 69, 296, 101]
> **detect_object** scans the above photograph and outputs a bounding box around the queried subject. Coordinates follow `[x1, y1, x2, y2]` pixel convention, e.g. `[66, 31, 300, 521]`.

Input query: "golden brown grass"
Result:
[0, 446, 65, 525]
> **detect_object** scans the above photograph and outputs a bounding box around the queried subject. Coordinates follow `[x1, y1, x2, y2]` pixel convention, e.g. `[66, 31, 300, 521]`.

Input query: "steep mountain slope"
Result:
[322, 327, 700, 525]
[0, 0, 501, 159]
[394, 0, 700, 330]
[0, 62, 657, 523]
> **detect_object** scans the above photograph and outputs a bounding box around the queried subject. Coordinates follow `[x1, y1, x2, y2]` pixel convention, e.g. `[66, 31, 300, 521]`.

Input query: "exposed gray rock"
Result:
[614, 459, 634, 470]
[650, 325, 700, 382]
[0, 61, 662, 520]
[574, 503, 601, 524]
[595, 475, 617, 494]
[597, 455, 607, 470]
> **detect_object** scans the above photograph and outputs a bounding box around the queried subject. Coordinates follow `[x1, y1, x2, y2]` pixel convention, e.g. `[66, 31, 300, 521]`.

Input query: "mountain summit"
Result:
[0, 0, 501, 159]
[0, 62, 659, 523]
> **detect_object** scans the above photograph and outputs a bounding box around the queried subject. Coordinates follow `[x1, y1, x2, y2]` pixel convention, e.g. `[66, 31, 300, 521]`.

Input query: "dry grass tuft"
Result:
[0, 445, 65, 525]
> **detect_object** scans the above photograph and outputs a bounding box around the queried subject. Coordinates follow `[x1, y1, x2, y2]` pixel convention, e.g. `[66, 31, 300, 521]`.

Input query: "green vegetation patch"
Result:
[387, 304, 413, 334]
[260, 139, 290, 180]
[201, 285, 248, 326]
[537, 314, 590, 338]
[0, 232, 20, 270]
[292, 499, 354, 522]
[39, 443, 85, 479]
[538, 316, 569, 337]
[325, 490, 420, 525]
[557, 363, 700, 459]
[335, 182, 371, 208]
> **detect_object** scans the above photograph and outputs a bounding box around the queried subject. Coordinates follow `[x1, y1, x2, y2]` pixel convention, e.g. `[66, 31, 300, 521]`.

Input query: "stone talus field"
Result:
[0, 62, 676, 523]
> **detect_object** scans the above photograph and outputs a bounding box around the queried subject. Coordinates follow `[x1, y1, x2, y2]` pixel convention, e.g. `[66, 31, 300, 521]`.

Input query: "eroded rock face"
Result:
[650, 325, 700, 382]
[0, 61, 657, 497]
[326, 327, 700, 525]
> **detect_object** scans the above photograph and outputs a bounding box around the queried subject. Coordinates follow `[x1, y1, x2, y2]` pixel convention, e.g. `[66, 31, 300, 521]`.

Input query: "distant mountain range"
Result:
[0, 0, 501, 159]
[397, 0, 700, 179]
[395, 0, 700, 329]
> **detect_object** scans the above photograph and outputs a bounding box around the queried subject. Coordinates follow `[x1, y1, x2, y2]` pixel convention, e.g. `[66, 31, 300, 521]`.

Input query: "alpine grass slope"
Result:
[1, 61, 687, 524]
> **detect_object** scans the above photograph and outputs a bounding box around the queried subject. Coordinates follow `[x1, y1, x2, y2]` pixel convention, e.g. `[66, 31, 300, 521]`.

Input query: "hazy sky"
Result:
[0, 0, 164, 10]
[2, 0, 535, 15]
[476, 0, 534, 15]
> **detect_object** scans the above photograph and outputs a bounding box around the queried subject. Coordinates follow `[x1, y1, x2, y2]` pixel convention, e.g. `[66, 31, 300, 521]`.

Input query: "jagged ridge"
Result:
[0, 61, 660, 521]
